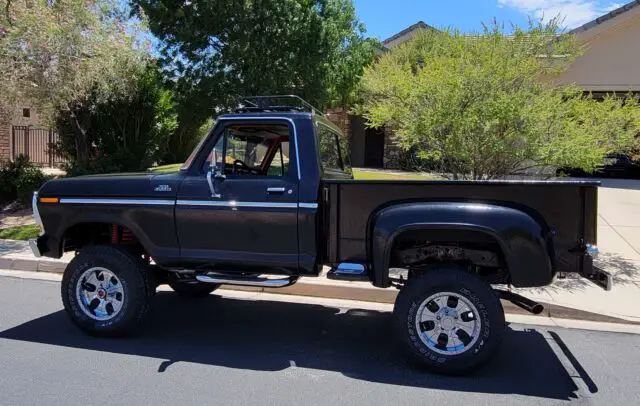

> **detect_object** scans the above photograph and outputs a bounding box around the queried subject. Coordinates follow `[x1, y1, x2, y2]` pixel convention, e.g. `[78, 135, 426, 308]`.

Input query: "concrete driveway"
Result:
[596, 178, 640, 263]
[519, 178, 640, 322]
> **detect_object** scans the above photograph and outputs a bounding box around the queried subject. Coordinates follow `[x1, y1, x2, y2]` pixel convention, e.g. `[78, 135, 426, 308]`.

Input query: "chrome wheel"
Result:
[415, 291, 481, 355]
[76, 267, 125, 321]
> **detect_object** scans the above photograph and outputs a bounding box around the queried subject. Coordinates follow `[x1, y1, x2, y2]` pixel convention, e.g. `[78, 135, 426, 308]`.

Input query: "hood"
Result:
[38, 171, 184, 199]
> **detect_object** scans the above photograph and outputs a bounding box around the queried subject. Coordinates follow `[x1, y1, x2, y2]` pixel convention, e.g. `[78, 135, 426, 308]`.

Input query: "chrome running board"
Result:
[195, 274, 297, 288]
[327, 263, 369, 281]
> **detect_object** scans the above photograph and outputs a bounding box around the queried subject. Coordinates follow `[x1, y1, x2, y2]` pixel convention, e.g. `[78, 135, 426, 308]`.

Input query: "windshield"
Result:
[181, 132, 210, 170]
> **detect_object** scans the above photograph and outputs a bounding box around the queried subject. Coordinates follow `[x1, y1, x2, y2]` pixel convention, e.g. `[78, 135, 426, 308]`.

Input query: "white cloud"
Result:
[498, 0, 624, 28]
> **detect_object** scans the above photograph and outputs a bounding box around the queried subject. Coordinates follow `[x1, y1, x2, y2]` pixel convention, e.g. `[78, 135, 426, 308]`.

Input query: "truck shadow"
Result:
[0, 292, 585, 400]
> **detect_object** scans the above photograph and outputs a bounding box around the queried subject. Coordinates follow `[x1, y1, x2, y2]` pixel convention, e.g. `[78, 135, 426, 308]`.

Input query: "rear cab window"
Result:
[316, 121, 352, 178]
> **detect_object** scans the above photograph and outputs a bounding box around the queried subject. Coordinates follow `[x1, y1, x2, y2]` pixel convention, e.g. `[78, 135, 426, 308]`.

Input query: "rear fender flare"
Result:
[369, 202, 553, 288]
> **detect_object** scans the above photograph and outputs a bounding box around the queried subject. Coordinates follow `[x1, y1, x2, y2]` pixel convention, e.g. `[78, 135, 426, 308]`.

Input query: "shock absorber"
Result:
[111, 224, 119, 244]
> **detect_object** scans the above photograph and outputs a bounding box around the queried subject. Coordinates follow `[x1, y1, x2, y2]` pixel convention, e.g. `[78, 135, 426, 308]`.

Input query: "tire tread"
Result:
[61, 244, 155, 337]
[393, 266, 505, 375]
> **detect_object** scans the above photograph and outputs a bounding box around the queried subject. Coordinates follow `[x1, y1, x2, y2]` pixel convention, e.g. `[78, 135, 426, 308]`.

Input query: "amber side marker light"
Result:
[39, 197, 60, 204]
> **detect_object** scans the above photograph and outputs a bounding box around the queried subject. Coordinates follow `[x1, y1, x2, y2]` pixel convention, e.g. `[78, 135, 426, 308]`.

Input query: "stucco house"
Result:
[332, 1, 640, 169]
[0, 103, 64, 167]
[0, 105, 42, 162]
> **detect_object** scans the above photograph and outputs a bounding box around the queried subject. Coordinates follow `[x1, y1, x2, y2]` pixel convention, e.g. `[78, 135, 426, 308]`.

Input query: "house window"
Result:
[22, 108, 30, 118]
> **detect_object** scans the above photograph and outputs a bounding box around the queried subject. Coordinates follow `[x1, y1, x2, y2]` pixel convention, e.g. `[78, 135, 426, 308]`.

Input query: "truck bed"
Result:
[325, 179, 599, 276]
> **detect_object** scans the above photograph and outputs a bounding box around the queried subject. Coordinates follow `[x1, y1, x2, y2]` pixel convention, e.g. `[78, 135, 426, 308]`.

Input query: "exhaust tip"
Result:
[496, 289, 545, 315]
[531, 304, 544, 315]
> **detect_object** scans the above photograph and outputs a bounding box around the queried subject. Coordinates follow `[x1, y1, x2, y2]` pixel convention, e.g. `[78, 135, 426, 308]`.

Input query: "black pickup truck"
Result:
[30, 96, 609, 375]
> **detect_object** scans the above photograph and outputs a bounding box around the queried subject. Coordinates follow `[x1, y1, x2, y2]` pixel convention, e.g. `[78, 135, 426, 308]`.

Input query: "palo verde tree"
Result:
[358, 21, 640, 179]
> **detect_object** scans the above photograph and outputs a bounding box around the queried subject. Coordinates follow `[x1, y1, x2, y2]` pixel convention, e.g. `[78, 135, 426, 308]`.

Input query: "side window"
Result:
[336, 132, 352, 175]
[318, 125, 342, 172]
[205, 123, 290, 177]
[266, 142, 290, 176]
[318, 123, 351, 175]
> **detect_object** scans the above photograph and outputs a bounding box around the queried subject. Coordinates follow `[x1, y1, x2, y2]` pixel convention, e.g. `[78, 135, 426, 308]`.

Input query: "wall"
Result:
[554, 8, 640, 91]
[0, 105, 44, 162]
[0, 124, 9, 162]
[325, 108, 350, 137]
[382, 131, 402, 169]
[12, 105, 41, 127]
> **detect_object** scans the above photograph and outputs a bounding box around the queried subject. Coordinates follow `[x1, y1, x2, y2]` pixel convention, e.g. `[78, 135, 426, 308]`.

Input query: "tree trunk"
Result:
[70, 108, 91, 164]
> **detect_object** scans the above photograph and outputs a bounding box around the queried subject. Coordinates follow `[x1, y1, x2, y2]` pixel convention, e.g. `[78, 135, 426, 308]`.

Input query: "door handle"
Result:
[267, 187, 286, 194]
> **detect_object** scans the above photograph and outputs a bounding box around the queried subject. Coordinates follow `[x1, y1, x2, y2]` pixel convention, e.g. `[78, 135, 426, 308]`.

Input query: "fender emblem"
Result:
[154, 184, 172, 192]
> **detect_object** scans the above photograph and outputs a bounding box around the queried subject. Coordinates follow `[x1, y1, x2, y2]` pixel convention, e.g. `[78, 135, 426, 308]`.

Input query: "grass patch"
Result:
[0, 224, 41, 240]
[149, 164, 182, 173]
[352, 169, 441, 180]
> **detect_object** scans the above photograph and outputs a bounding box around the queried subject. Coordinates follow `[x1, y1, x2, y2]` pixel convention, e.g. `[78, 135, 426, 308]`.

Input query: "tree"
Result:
[1, 0, 152, 166]
[358, 22, 640, 179]
[56, 67, 178, 175]
[131, 0, 377, 118]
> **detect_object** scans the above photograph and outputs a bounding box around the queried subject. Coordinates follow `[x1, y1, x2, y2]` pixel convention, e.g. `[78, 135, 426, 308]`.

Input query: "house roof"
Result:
[569, 0, 640, 34]
[382, 21, 435, 49]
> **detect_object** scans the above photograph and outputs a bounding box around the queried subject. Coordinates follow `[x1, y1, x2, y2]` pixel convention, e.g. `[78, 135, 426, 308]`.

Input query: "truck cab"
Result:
[172, 110, 347, 277]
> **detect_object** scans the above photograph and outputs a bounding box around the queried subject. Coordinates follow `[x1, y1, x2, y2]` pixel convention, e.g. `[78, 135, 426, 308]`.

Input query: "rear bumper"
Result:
[579, 244, 612, 291]
[583, 266, 613, 291]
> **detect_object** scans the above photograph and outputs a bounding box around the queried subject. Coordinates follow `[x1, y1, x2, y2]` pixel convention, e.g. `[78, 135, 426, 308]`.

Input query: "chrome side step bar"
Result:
[327, 263, 369, 281]
[195, 274, 298, 288]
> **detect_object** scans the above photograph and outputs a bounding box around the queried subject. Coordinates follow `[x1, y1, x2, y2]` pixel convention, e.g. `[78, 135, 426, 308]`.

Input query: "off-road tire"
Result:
[168, 281, 219, 297]
[61, 244, 156, 337]
[393, 266, 505, 375]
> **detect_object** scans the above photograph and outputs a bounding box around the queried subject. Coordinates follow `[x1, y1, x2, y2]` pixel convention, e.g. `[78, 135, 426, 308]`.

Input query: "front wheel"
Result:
[393, 266, 505, 375]
[61, 245, 156, 337]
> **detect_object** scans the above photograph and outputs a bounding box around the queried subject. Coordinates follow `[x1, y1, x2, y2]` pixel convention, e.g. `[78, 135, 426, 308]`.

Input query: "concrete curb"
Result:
[0, 256, 67, 273]
[1, 255, 637, 326]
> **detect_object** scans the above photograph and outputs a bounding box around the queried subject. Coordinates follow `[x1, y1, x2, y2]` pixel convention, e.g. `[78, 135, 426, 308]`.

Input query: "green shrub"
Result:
[17, 167, 52, 205]
[0, 169, 14, 203]
[0, 155, 52, 205]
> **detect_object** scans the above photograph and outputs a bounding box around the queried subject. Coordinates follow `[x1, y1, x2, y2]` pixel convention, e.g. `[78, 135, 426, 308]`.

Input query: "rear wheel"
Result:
[61, 245, 156, 337]
[393, 266, 505, 375]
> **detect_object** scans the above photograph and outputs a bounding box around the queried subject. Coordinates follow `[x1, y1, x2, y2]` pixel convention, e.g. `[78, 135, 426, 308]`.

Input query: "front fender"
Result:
[38, 202, 178, 263]
[370, 202, 553, 288]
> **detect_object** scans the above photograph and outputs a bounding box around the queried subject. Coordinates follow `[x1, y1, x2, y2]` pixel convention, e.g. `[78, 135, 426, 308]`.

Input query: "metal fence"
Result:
[11, 126, 66, 167]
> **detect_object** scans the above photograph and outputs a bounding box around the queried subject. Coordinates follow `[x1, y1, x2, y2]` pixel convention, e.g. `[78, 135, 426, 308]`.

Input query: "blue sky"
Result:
[353, 0, 626, 39]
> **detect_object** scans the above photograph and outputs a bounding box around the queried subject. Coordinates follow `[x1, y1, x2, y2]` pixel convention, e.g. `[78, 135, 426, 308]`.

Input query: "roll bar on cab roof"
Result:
[235, 95, 324, 116]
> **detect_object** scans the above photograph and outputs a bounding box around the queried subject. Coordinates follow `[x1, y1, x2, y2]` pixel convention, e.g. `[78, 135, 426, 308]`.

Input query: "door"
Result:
[364, 127, 385, 168]
[176, 120, 300, 273]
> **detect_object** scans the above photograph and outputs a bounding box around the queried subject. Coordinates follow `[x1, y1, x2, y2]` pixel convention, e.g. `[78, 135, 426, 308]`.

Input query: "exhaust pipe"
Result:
[496, 290, 545, 315]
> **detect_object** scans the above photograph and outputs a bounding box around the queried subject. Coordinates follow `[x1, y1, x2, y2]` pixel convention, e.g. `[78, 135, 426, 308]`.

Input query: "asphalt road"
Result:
[1, 277, 639, 406]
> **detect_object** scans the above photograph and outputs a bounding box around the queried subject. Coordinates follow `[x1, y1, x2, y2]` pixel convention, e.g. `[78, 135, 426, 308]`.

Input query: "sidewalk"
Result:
[1, 180, 639, 324]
